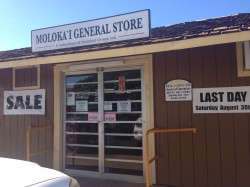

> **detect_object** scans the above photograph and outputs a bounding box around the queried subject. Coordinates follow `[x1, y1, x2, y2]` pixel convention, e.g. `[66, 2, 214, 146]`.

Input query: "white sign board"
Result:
[193, 86, 250, 113]
[165, 79, 192, 101]
[32, 10, 150, 52]
[4, 89, 46, 115]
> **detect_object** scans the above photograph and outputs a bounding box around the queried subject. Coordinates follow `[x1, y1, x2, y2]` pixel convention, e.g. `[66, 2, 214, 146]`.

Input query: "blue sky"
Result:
[0, 0, 249, 51]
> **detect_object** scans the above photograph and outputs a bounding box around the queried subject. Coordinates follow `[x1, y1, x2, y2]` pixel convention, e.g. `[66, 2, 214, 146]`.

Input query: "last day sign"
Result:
[4, 89, 45, 115]
[193, 86, 250, 113]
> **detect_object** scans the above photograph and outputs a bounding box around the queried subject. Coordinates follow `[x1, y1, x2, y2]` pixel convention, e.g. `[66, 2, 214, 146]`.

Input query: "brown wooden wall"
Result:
[0, 64, 54, 168]
[153, 43, 250, 187]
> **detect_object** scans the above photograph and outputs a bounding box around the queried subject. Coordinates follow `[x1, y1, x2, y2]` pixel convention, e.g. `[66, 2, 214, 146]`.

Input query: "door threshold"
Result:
[73, 176, 145, 187]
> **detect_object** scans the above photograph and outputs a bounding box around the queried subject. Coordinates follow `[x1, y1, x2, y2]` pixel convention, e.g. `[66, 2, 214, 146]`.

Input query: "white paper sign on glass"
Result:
[32, 10, 150, 52]
[193, 86, 250, 113]
[76, 100, 88, 111]
[67, 92, 75, 106]
[117, 101, 131, 113]
[75, 92, 89, 99]
[104, 101, 113, 111]
[4, 89, 46, 115]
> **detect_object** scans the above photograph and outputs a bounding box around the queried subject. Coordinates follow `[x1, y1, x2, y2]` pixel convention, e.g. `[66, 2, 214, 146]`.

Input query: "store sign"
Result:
[4, 89, 45, 115]
[165, 79, 192, 101]
[193, 86, 250, 113]
[32, 10, 150, 52]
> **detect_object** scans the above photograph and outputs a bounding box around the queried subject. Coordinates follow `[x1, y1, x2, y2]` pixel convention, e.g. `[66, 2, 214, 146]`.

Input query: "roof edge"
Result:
[0, 30, 250, 69]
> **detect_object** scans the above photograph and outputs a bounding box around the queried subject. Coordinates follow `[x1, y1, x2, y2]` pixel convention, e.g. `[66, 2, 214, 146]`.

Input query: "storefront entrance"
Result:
[63, 66, 145, 182]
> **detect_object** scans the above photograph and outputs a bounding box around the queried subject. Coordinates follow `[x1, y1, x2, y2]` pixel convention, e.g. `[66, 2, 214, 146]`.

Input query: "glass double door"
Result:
[64, 67, 144, 181]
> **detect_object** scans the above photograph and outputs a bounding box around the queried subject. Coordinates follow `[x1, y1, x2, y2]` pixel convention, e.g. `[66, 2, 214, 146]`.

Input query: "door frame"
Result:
[63, 66, 145, 182]
[53, 54, 156, 183]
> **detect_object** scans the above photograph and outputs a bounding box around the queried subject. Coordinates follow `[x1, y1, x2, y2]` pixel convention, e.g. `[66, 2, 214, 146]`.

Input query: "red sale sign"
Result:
[118, 76, 126, 92]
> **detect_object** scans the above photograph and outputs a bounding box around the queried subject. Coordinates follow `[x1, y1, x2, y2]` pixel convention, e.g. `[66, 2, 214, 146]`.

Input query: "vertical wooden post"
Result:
[145, 130, 150, 187]
[26, 126, 31, 161]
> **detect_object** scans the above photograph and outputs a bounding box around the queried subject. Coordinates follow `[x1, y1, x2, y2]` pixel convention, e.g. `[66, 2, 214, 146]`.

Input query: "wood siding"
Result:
[15, 66, 37, 87]
[0, 64, 54, 168]
[153, 43, 250, 187]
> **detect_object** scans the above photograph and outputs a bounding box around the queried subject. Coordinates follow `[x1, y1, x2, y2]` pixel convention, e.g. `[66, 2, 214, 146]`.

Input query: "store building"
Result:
[0, 11, 250, 187]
